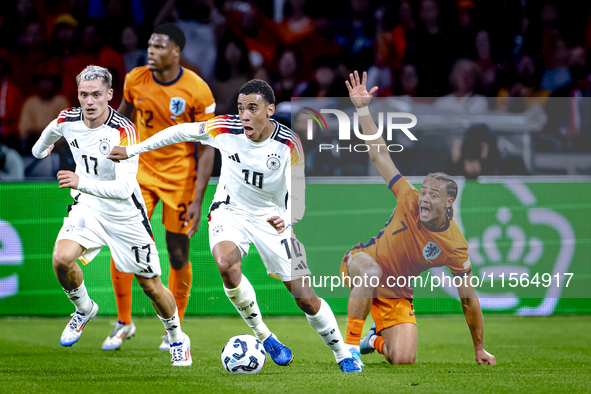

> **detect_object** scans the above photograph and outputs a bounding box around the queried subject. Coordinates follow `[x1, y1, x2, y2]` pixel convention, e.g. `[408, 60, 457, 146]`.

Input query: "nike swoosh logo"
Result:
[349, 331, 355, 335]
[137, 98, 147, 101]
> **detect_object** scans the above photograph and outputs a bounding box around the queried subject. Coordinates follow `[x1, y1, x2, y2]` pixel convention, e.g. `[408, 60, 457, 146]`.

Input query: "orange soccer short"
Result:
[341, 249, 417, 333]
[140, 179, 197, 234]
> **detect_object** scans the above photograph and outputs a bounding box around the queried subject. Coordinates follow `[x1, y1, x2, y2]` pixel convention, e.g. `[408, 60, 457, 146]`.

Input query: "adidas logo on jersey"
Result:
[294, 261, 308, 270]
[228, 153, 241, 163]
[70, 139, 79, 149]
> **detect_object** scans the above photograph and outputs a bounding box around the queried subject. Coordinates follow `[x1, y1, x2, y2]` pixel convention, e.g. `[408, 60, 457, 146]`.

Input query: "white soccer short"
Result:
[56, 204, 161, 278]
[208, 205, 311, 281]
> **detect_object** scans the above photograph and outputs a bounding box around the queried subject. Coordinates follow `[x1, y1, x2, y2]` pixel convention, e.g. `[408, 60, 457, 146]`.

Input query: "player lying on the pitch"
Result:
[108, 79, 362, 373]
[342, 71, 496, 366]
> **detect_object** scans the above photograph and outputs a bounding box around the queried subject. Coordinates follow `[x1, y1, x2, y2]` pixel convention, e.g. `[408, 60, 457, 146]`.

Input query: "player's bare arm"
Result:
[57, 170, 79, 189]
[457, 274, 496, 365]
[185, 142, 215, 239]
[117, 99, 135, 121]
[107, 146, 128, 162]
[346, 70, 400, 184]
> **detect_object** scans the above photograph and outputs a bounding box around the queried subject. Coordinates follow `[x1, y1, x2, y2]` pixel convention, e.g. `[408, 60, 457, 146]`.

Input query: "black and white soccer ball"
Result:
[221, 334, 266, 374]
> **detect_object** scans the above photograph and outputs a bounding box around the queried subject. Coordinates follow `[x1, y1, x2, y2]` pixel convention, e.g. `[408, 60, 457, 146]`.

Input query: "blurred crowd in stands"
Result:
[1, 0, 590, 180]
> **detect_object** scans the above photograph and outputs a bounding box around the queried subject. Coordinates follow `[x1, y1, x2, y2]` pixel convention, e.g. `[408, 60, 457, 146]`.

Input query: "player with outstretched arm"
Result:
[32, 65, 191, 366]
[108, 79, 363, 373]
[342, 71, 496, 367]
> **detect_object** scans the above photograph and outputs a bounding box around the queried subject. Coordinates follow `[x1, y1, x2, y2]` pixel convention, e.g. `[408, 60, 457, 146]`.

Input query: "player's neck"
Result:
[256, 119, 275, 143]
[423, 215, 448, 232]
[84, 107, 111, 129]
[153, 64, 182, 84]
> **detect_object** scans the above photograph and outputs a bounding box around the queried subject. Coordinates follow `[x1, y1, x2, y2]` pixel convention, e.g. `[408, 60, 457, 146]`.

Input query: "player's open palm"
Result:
[185, 201, 201, 239]
[345, 70, 378, 109]
[475, 348, 496, 365]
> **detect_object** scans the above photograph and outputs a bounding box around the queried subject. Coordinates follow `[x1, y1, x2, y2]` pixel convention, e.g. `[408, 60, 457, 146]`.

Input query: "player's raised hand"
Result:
[107, 146, 129, 163]
[185, 201, 202, 239]
[345, 70, 378, 109]
[57, 170, 79, 189]
[267, 216, 285, 234]
[475, 348, 496, 365]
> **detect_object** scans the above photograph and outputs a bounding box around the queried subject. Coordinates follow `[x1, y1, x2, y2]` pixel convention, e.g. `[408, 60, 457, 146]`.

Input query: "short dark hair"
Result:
[153, 24, 186, 51]
[239, 79, 276, 105]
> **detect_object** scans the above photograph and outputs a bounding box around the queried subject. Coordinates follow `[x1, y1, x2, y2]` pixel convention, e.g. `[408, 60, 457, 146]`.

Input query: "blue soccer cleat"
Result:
[350, 348, 365, 367]
[339, 357, 363, 373]
[263, 334, 293, 366]
[360, 324, 376, 354]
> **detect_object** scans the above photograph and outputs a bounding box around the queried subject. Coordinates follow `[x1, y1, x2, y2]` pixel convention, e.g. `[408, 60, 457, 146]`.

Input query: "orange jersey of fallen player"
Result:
[349, 174, 471, 299]
[123, 66, 215, 187]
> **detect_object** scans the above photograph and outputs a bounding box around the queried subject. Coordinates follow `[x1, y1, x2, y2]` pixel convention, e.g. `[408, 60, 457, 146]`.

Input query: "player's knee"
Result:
[168, 250, 188, 270]
[387, 353, 416, 365]
[52, 250, 77, 271]
[216, 255, 240, 276]
[295, 297, 319, 315]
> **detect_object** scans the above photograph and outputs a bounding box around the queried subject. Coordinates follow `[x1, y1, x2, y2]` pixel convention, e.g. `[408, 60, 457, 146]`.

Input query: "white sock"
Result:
[224, 275, 271, 342]
[368, 335, 377, 349]
[306, 298, 351, 363]
[349, 344, 360, 352]
[63, 281, 92, 314]
[159, 308, 184, 344]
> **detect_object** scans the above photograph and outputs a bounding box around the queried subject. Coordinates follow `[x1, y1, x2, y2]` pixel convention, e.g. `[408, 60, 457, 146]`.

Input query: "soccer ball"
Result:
[221, 334, 266, 374]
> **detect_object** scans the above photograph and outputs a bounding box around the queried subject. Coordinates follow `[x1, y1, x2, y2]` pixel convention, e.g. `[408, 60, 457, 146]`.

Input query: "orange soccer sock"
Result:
[345, 317, 365, 346]
[373, 336, 385, 354]
[110, 258, 134, 325]
[170, 262, 193, 322]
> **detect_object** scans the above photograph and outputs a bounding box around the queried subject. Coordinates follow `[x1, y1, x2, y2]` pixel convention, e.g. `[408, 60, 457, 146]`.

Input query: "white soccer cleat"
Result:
[159, 334, 170, 351]
[102, 321, 136, 350]
[170, 334, 192, 367]
[60, 301, 99, 347]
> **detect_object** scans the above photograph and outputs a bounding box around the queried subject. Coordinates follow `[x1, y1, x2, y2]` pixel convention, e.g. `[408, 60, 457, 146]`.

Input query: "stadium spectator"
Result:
[449, 0, 478, 61]
[0, 58, 23, 152]
[272, 48, 305, 104]
[445, 124, 501, 179]
[540, 37, 572, 91]
[294, 15, 342, 81]
[175, 0, 221, 83]
[10, 21, 51, 97]
[48, 13, 78, 76]
[496, 54, 550, 113]
[0, 143, 25, 181]
[331, 0, 376, 72]
[120, 25, 147, 73]
[474, 30, 497, 95]
[433, 59, 488, 114]
[298, 56, 348, 98]
[61, 20, 126, 108]
[211, 33, 250, 115]
[275, 0, 314, 46]
[19, 72, 69, 154]
[404, 0, 449, 96]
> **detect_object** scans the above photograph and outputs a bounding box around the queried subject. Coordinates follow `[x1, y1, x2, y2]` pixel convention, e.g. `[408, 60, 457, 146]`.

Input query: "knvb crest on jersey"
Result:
[170, 97, 186, 116]
[423, 241, 442, 260]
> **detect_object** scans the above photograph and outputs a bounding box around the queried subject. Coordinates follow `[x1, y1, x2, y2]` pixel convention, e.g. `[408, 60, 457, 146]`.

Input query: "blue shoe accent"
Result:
[263, 334, 293, 366]
[350, 348, 365, 367]
[360, 324, 376, 354]
[339, 357, 363, 373]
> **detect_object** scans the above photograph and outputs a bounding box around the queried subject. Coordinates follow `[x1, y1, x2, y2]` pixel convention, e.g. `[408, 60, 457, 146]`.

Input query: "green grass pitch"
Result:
[1, 315, 589, 393]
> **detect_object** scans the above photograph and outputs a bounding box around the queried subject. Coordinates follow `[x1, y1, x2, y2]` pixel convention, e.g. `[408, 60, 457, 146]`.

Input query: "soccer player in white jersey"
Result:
[108, 79, 362, 373]
[31, 65, 192, 367]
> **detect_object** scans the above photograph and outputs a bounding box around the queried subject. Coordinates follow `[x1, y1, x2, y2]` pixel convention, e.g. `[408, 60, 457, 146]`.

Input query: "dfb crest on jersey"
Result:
[213, 225, 223, 236]
[169, 97, 186, 116]
[99, 138, 111, 155]
[266, 154, 280, 170]
[423, 241, 441, 260]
